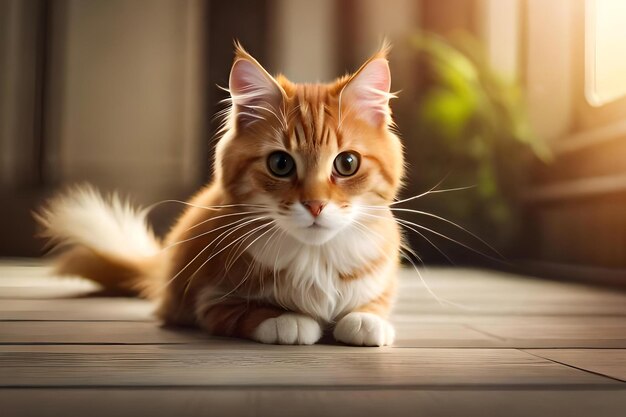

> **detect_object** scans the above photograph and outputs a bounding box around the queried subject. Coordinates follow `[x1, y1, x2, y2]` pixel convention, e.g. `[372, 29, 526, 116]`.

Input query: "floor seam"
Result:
[520, 349, 626, 384]
[0, 384, 623, 391]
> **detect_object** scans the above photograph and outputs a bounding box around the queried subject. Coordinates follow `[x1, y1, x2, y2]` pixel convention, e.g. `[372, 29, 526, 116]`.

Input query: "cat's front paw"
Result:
[252, 313, 322, 345]
[333, 312, 395, 347]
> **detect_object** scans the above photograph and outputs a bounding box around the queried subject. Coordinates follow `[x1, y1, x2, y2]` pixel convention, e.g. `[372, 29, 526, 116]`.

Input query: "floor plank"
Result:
[525, 349, 626, 382]
[0, 298, 154, 321]
[468, 320, 626, 348]
[0, 345, 617, 387]
[1, 261, 625, 416]
[393, 322, 501, 347]
[395, 270, 626, 318]
[0, 320, 502, 347]
[0, 321, 206, 344]
[3, 389, 626, 417]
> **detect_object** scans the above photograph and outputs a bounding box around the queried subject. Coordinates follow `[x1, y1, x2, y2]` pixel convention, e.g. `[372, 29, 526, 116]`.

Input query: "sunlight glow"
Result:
[585, 0, 626, 106]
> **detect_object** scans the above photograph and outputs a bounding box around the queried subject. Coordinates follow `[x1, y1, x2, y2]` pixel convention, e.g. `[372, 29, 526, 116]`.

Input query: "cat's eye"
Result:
[333, 151, 360, 177]
[267, 151, 295, 177]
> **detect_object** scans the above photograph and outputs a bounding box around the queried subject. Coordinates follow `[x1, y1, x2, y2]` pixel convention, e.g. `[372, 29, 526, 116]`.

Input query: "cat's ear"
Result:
[229, 44, 284, 126]
[340, 51, 393, 127]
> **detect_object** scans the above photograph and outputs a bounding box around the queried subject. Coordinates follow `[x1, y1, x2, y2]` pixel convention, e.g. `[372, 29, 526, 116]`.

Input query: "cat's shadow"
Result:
[0, 288, 136, 300]
[158, 323, 344, 347]
[64, 288, 137, 298]
[10, 290, 347, 346]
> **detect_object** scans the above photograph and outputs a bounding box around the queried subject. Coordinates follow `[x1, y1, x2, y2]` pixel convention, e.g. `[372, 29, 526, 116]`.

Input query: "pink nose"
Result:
[302, 200, 326, 218]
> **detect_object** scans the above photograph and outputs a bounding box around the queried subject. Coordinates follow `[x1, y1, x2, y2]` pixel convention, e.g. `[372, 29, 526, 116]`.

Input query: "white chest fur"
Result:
[247, 227, 394, 323]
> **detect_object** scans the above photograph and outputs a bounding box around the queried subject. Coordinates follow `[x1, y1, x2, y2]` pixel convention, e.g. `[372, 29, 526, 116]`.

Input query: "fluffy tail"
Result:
[35, 186, 162, 298]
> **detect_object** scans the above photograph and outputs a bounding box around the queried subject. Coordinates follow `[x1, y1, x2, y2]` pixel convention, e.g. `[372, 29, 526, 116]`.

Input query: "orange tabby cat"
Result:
[37, 44, 404, 346]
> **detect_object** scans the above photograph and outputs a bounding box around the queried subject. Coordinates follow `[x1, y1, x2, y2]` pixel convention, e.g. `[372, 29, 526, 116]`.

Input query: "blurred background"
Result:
[1, 0, 625, 286]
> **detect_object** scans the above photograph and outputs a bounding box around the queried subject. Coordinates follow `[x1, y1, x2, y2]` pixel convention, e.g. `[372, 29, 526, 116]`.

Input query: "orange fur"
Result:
[37, 43, 405, 346]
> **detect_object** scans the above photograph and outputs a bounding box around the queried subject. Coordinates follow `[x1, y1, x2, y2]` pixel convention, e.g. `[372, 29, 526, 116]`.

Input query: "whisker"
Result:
[192, 222, 277, 301]
[153, 217, 259, 294]
[360, 211, 454, 264]
[231, 224, 280, 295]
[359, 211, 504, 265]
[187, 220, 275, 283]
[399, 247, 473, 310]
[390, 185, 476, 206]
[351, 221, 395, 269]
[398, 247, 442, 306]
[351, 218, 387, 243]
[251, 225, 283, 296]
[401, 222, 454, 265]
[392, 173, 451, 205]
[384, 208, 502, 258]
[368, 223, 470, 310]
[205, 216, 271, 261]
[181, 220, 275, 297]
[143, 199, 267, 214]
[185, 210, 266, 232]
[272, 230, 288, 309]
[225, 222, 280, 273]
[396, 217, 504, 265]
[246, 104, 287, 130]
[160, 216, 255, 252]
[164, 216, 269, 288]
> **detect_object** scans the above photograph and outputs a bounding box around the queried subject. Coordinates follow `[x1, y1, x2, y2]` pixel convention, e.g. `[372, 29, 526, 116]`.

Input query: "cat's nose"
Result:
[302, 200, 326, 218]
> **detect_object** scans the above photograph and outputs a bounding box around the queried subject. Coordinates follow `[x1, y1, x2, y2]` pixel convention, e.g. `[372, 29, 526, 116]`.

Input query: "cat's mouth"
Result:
[282, 217, 344, 245]
[307, 218, 333, 229]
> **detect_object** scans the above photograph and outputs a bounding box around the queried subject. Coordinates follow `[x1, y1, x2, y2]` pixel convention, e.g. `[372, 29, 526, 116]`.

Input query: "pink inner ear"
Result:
[342, 58, 392, 126]
[355, 59, 391, 94]
[229, 59, 282, 111]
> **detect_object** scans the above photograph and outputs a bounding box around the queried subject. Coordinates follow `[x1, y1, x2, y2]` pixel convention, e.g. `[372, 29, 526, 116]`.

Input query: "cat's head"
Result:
[215, 44, 404, 245]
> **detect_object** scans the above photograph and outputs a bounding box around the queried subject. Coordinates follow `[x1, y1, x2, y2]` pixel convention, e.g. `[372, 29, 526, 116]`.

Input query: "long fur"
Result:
[36, 186, 161, 297]
[37, 43, 404, 346]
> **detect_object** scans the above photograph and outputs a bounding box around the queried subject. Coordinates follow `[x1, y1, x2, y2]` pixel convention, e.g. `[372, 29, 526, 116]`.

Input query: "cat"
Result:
[36, 43, 404, 346]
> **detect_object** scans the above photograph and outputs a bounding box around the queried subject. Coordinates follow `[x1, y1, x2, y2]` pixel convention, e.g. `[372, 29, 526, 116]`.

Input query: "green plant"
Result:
[406, 32, 549, 254]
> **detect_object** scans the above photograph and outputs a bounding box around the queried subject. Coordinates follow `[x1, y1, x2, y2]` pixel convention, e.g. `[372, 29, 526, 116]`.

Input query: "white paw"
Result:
[333, 312, 395, 347]
[252, 313, 322, 345]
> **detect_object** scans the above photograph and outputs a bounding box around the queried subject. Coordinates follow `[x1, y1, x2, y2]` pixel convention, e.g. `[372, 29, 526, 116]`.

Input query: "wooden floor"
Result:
[1, 260, 625, 417]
